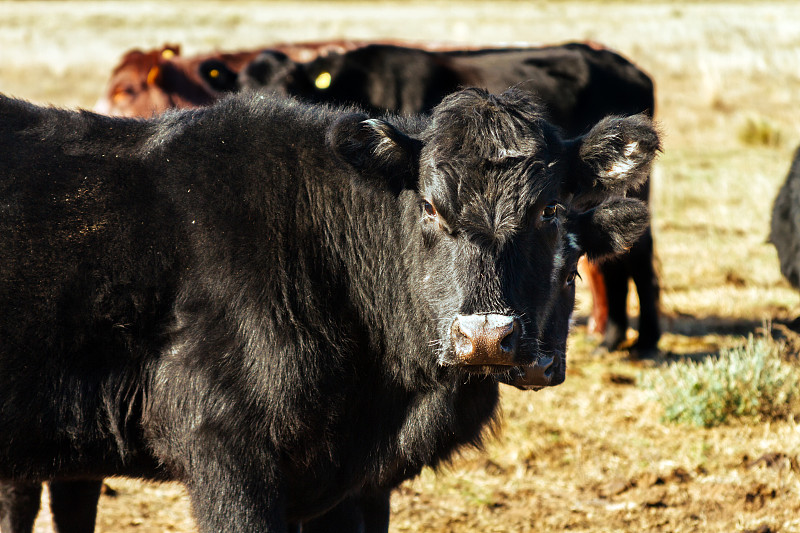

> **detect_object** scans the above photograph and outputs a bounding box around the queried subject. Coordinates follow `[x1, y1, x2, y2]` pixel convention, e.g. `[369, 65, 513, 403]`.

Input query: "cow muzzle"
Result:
[451, 314, 522, 369]
[505, 352, 565, 390]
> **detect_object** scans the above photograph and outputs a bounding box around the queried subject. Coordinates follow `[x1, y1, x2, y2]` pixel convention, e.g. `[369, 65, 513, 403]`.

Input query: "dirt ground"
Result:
[2, 1, 800, 532]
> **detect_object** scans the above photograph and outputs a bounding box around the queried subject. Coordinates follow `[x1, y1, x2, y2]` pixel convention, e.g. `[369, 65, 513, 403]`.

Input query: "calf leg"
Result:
[578, 256, 608, 335]
[629, 229, 661, 352]
[48, 480, 103, 533]
[598, 258, 630, 351]
[0, 481, 41, 533]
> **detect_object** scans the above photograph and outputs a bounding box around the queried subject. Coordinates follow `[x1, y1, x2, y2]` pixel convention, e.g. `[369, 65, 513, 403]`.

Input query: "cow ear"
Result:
[569, 198, 649, 262]
[146, 65, 164, 88]
[198, 59, 239, 92]
[564, 114, 660, 211]
[327, 113, 421, 195]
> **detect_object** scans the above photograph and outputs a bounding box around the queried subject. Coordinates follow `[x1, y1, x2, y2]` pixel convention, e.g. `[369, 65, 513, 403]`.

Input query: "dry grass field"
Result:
[2, 1, 800, 532]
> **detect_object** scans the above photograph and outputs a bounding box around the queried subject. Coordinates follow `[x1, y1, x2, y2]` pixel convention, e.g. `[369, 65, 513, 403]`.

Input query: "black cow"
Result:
[234, 41, 661, 354]
[0, 88, 658, 532]
[238, 43, 653, 136]
[3, 207, 639, 533]
[295, 194, 651, 533]
[771, 146, 800, 291]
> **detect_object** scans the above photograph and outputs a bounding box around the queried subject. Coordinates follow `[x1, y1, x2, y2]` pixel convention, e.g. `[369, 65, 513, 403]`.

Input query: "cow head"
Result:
[503, 197, 650, 389]
[94, 45, 182, 117]
[237, 51, 303, 97]
[94, 45, 223, 118]
[197, 59, 241, 94]
[239, 49, 377, 112]
[327, 88, 658, 380]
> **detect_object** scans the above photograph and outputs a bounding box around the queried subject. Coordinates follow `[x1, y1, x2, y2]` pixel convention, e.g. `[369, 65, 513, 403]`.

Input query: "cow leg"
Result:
[184, 459, 288, 533]
[300, 497, 362, 533]
[300, 490, 391, 533]
[189, 484, 288, 533]
[628, 228, 661, 353]
[598, 258, 630, 351]
[0, 481, 41, 533]
[359, 491, 390, 533]
[48, 480, 103, 533]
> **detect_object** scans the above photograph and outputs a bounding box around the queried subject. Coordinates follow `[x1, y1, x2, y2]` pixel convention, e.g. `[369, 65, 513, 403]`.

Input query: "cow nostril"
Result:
[499, 318, 521, 353]
[535, 354, 556, 380]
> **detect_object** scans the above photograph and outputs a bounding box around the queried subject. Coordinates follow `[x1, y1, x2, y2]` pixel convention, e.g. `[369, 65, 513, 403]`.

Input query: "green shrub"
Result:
[737, 115, 783, 147]
[640, 334, 799, 427]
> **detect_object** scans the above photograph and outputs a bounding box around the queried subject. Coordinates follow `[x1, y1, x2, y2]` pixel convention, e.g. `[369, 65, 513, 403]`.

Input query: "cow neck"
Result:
[316, 177, 502, 471]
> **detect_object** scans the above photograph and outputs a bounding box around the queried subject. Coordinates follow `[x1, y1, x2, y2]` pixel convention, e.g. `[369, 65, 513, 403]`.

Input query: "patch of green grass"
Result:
[737, 114, 784, 147]
[640, 332, 800, 427]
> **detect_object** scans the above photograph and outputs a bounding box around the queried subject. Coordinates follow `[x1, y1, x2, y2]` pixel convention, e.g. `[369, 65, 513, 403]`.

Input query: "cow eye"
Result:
[423, 200, 438, 218]
[566, 270, 580, 286]
[542, 203, 560, 221]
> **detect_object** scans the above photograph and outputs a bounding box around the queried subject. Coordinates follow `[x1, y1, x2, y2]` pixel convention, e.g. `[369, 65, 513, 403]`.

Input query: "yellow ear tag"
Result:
[161, 49, 176, 59]
[209, 69, 220, 79]
[315, 72, 332, 90]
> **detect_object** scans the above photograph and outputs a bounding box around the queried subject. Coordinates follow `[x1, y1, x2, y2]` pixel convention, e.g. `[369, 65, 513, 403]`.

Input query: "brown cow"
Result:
[93, 44, 266, 117]
[93, 45, 261, 117]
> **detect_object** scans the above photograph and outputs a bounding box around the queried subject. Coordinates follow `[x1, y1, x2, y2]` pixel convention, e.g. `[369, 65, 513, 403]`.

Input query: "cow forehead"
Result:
[423, 159, 560, 246]
[424, 156, 556, 211]
[422, 88, 557, 163]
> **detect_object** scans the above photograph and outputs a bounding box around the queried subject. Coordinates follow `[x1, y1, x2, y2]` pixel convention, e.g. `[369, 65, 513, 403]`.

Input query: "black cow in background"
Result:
[231, 41, 662, 354]
[771, 146, 800, 297]
[0, 88, 658, 532]
[238, 42, 650, 136]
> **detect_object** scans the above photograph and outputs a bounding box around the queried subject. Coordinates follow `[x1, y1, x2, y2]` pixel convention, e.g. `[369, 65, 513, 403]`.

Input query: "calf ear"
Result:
[570, 198, 650, 262]
[565, 114, 660, 211]
[327, 113, 422, 195]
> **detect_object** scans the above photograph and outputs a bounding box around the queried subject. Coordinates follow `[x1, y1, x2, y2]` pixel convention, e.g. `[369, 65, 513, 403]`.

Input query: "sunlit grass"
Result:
[738, 114, 785, 148]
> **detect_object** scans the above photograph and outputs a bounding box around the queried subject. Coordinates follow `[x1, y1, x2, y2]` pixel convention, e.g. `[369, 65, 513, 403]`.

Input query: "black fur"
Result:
[771, 146, 800, 289]
[0, 88, 658, 532]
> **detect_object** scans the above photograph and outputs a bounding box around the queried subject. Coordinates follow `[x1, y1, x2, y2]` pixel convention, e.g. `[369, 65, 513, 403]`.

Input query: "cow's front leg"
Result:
[48, 479, 103, 533]
[184, 462, 288, 533]
[0, 480, 41, 533]
[300, 489, 391, 533]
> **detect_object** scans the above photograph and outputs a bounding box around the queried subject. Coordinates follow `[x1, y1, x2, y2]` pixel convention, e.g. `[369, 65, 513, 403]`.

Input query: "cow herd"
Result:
[0, 37, 795, 533]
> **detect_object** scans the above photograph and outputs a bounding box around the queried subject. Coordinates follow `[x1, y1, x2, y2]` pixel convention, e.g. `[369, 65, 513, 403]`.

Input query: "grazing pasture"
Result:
[1, 1, 799, 532]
